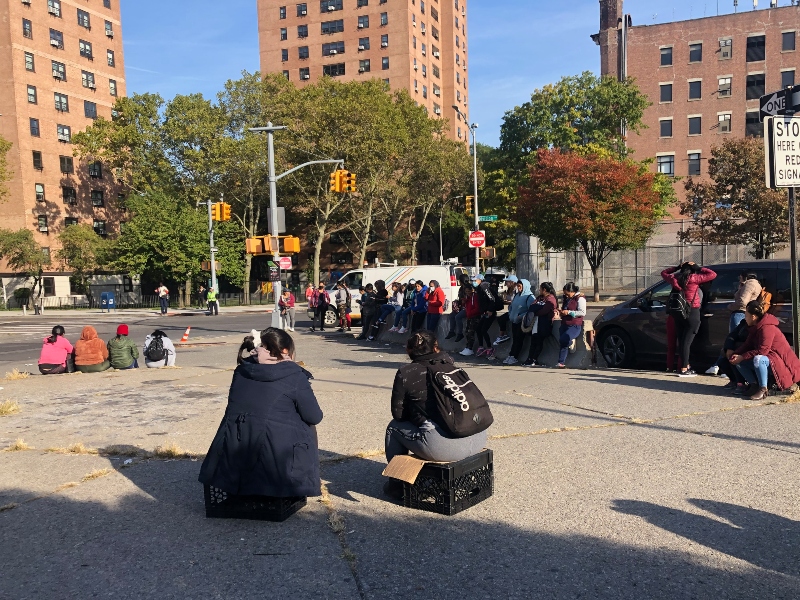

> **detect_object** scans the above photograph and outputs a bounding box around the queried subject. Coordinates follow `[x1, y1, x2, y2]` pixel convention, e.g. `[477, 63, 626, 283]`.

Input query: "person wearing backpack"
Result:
[143, 330, 176, 368]
[661, 262, 717, 377]
[503, 279, 534, 365]
[522, 282, 558, 367]
[475, 275, 503, 360]
[384, 330, 491, 498]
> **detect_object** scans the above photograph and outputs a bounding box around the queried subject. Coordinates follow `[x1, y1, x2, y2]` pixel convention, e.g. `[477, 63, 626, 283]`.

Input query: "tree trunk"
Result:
[177, 284, 185, 309]
[358, 198, 374, 267]
[313, 227, 325, 286]
[591, 266, 600, 303]
[184, 278, 192, 308]
[243, 253, 253, 304]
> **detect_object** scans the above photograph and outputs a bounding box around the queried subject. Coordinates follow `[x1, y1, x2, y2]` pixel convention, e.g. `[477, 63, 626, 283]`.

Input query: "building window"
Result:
[60, 155, 74, 174]
[30, 118, 40, 137]
[358, 0, 368, 6]
[657, 155, 675, 177]
[297, 2, 308, 15]
[57, 124, 71, 142]
[282, 70, 290, 80]
[421, 43, 427, 56]
[358, 15, 369, 28]
[299, 67, 310, 79]
[330, 252, 353, 265]
[35, 183, 45, 202]
[80, 40, 93, 59]
[746, 35, 765, 62]
[321, 19, 344, 34]
[82, 71, 96, 88]
[33, 151, 43, 170]
[433, 64, 440, 78]
[718, 77, 731, 97]
[38, 215, 49, 234]
[422, 64, 427, 77]
[91, 190, 104, 207]
[659, 46, 672, 66]
[380, 12, 388, 25]
[322, 63, 345, 76]
[105, 20, 114, 36]
[320, 0, 343, 12]
[688, 153, 701, 176]
[77, 9, 90, 29]
[52, 60, 66, 80]
[93, 220, 107, 236]
[280, 27, 287, 40]
[689, 43, 702, 62]
[27, 85, 37, 104]
[280, 5, 287, 18]
[298, 24, 308, 37]
[431, 6, 438, 21]
[358, 37, 370, 50]
[24, 52, 35, 72]
[41, 276, 55, 296]
[381, 34, 388, 47]
[421, 1, 425, 14]
[84, 100, 97, 119]
[107, 50, 115, 67]
[65, 217, 78, 227]
[659, 119, 672, 138]
[783, 31, 796, 52]
[422, 85, 427, 99]
[718, 113, 731, 133]
[49, 29, 64, 49]
[109, 80, 117, 96]
[661, 83, 674, 102]
[359, 59, 371, 72]
[62, 186, 77, 204]
[688, 116, 702, 135]
[298, 46, 309, 59]
[104, 0, 111, 7]
[782, 70, 795, 89]
[282, 48, 289, 61]
[688, 80, 702, 100]
[23, 19, 32, 39]
[745, 111, 763, 137]
[47, 0, 61, 18]
[719, 38, 732, 59]
[54, 92, 68, 112]
[322, 41, 344, 55]
[89, 162, 102, 178]
[746, 74, 765, 100]
[382, 56, 389, 70]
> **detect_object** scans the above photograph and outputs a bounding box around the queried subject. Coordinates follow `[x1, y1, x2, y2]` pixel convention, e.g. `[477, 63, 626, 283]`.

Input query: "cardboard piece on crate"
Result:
[382, 455, 442, 484]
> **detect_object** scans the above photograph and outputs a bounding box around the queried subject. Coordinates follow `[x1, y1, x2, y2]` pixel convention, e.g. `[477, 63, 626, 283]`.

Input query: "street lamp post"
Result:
[439, 195, 462, 264]
[453, 106, 479, 270]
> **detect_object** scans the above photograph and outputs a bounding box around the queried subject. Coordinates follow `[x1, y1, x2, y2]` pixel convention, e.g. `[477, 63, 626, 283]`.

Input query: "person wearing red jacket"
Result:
[425, 280, 446, 333]
[661, 262, 717, 377]
[458, 285, 482, 356]
[730, 300, 800, 400]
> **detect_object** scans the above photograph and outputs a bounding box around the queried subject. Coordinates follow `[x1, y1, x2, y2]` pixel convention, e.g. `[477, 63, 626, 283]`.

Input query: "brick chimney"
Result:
[598, 0, 623, 79]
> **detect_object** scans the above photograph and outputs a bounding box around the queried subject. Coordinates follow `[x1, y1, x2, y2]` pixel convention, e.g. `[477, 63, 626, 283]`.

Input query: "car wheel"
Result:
[325, 309, 338, 326]
[598, 328, 634, 369]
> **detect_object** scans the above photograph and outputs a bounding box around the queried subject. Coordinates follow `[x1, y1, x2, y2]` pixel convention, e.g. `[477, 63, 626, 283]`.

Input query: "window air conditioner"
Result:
[22, 0, 31, 5]
[358, 67, 365, 72]
[39, 226, 49, 233]
[106, 30, 114, 37]
[50, 39, 60, 47]
[302, 74, 310, 79]
[88, 82, 96, 89]
[58, 134, 69, 142]
[358, 24, 364, 28]
[327, 5, 334, 10]
[433, 51, 440, 57]
[434, 108, 441, 115]
[53, 70, 62, 78]
[434, 89, 440, 96]
[301, 9, 307, 14]
[358, 45, 365, 50]
[48, 7, 58, 15]
[381, 42, 388, 47]
[413, 65, 418, 70]
[330, 49, 337, 54]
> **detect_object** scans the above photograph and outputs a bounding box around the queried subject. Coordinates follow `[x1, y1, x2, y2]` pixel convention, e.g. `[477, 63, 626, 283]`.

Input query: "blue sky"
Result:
[121, 0, 789, 147]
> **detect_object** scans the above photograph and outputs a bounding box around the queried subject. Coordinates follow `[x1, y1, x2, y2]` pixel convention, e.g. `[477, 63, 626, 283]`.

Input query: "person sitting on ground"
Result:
[556, 282, 586, 369]
[143, 330, 176, 368]
[38, 325, 73, 375]
[392, 279, 417, 334]
[384, 330, 490, 497]
[492, 275, 519, 347]
[376, 282, 403, 329]
[503, 279, 534, 365]
[458, 283, 482, 356]
[729, 300, 800, 400]
[108, 324, 139, 370]
[522, 282, 558, 367]
[74, 326, 111, 373]
[425, 280, 446, 333]
[199, 328, 323, 500]
[409, 280, 429, 332]
[446, 273, 472, 342]
[718, 319, 750, 393]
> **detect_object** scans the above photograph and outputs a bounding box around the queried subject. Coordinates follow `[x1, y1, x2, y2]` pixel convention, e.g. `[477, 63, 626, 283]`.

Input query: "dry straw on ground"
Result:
[45, 442, 99, 455]
[3, 438, 30, 452]
[81, 468, 113, 482]
[4, 369, 30, 381]
[152, 442, 196, 459]
[0, 400, 20, 416]
[0, 503, 18, 512]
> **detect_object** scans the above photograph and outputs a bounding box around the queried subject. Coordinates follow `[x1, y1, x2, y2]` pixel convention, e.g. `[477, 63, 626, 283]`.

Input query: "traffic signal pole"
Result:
[206, 198, 218, 293]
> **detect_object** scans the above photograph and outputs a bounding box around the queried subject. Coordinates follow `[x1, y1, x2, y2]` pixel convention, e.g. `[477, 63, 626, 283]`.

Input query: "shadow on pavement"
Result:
[566, 372, 732, 397]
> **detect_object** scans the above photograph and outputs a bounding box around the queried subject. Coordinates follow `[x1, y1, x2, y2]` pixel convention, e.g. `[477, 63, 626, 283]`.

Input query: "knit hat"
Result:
[117, 324, 129, 336]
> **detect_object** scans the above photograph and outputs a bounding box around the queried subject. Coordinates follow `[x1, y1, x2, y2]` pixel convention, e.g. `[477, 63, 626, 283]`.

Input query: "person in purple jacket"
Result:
[661, 262, 717, 377]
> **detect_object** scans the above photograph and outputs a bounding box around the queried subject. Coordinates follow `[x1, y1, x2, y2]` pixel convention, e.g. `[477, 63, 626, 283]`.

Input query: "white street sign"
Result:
[766, 116, 800, 188]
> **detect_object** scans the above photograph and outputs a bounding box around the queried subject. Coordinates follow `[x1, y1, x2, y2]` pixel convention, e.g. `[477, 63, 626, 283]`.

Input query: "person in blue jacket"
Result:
[410, 280, 429, 332]
[198, 328, 323, 498]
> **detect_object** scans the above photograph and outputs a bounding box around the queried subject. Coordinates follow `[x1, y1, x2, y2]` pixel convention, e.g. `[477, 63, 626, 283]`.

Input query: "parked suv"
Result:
[593, 260, 794, 370]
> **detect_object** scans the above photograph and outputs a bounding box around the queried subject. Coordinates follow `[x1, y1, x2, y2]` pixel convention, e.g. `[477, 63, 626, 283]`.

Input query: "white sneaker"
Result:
[492, 335, 510, 346]
[503, 356, 518, 365]
[705, 365, 719, 375]
[389, 326, 399, 333]
[459, 348, 475, 356]
[397, 327, 407, 334]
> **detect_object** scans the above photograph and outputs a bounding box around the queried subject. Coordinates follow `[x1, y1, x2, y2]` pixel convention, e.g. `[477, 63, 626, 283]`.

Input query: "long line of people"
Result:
[37, 324, 177, 375]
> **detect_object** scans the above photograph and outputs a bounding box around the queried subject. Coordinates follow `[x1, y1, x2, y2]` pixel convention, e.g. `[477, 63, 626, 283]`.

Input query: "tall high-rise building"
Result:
[0, 0, 126, 295]
[256, 0, 470, 141]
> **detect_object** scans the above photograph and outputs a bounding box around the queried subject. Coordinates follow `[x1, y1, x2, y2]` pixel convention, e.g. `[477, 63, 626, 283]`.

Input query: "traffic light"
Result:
[466, 195, 474, 217]
[329, 171, 342, 193]
[283, 236, 301, 253]
[211, 202, 222, 221]
[221, 202, 231, 221]
[480, 247, 496, 260]
[342, 171, 357, 193]
[246, 238, 265, 255]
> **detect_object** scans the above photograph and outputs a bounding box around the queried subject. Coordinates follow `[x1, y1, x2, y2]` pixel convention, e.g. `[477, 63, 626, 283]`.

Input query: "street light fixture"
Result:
[439, 195, 462, 264]
[452, 105, 479, 270]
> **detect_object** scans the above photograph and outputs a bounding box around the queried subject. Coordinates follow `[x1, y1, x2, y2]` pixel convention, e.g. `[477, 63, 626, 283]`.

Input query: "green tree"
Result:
[680, 137, 788, 259]
[56, 224, 109, 299]
[0, 135, 12, 204]
[0, 228, 51, 305]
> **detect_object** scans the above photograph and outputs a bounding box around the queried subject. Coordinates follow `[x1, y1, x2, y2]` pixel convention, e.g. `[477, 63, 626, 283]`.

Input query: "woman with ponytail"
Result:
[199, 328, 323, 499]
[38, 325, 73, 375]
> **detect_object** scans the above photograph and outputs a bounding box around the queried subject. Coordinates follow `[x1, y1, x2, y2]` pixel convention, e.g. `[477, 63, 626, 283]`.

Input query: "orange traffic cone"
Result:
[180, 327, 192, 343]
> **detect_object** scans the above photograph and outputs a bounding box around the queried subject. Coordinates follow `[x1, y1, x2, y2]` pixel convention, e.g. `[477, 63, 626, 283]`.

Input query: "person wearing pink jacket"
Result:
[38, 325, 73, 375]
[661, 262, 717, 377]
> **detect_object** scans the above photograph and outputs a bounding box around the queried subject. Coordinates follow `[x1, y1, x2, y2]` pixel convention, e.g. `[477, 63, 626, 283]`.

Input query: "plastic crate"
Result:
[402, 449, 493, 516]
[203, 485, 306, 522]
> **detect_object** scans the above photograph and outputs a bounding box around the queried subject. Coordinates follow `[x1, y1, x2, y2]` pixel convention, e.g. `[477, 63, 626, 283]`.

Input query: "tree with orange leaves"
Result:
[517, 148, 674, 301]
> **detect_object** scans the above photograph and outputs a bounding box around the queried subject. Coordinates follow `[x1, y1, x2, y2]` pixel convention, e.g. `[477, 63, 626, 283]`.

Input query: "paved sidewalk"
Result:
[1, 333, 798, 599]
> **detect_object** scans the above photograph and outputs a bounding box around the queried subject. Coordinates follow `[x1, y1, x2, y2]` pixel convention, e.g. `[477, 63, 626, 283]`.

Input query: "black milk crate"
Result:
[204, 485, 306, 522]
[402, 449, 493, 516]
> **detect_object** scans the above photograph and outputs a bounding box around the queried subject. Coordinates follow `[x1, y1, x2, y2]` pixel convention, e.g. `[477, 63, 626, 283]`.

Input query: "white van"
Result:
[309, 262, 476, 325]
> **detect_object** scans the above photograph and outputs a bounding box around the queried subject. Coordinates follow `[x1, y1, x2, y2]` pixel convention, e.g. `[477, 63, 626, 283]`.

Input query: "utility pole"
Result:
[205, 195, 220, 293]
[453, 105, 480, 270]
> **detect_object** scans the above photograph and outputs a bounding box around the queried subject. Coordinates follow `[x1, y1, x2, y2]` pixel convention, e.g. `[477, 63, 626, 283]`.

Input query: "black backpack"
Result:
[426, 362, 493, 438]
[667, 288, 691, 320]
[146, 334, 167, 362]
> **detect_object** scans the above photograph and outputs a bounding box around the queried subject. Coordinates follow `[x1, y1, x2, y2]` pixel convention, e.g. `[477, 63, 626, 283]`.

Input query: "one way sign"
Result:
[760, 86, 800, 122]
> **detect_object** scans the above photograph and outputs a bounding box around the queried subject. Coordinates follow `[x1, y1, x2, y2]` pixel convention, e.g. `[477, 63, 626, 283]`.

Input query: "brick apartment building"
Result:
[0, 0, 126, 299]
[256, 0, 470, 141]
[597, 1, 800, 189]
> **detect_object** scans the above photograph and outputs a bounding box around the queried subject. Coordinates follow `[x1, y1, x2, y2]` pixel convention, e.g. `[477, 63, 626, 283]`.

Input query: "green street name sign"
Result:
[478, 215, 498, 222]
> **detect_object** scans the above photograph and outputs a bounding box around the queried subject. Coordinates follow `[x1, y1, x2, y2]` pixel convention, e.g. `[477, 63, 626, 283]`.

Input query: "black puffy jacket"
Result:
[391, 351, 453, 429]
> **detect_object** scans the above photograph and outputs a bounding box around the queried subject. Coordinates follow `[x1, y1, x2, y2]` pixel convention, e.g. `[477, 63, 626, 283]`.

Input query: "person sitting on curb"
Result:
[522, 282, 558, 367]
[556, 282, 586, 369]
[38, 325, 73, 375]
[143, 330, 176, 368]
[391, 279, 417, 334]
[719, 319, 750, 394]
[503, 279, 534, 365]
[384, 330, 490, 498]
[108, 324, 139, 370]
[198, 328, 323, 501]
[74, 326, 111, 373]
[376, 282, 404, 329]
[409, 281, 429, 332]
[492, 275, 519, 347]
[445, 274, 472, 342]
[729, 300, 800, 400]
